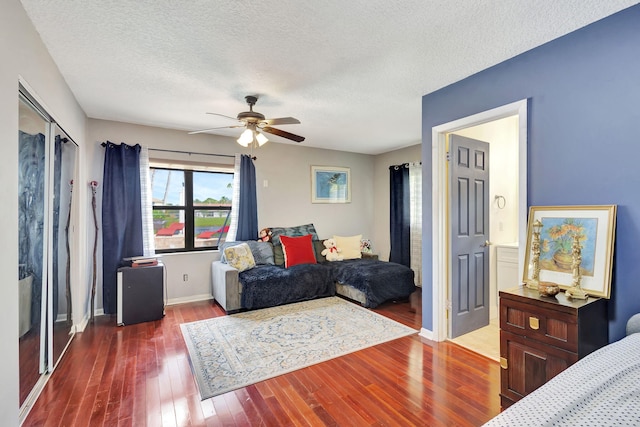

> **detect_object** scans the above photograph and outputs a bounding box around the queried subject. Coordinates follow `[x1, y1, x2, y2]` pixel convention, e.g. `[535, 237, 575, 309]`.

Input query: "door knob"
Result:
[480, 240, 491, 248]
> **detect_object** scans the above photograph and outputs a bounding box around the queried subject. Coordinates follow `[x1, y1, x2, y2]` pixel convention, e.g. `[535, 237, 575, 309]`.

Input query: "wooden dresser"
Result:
[499, 286, 608, 408]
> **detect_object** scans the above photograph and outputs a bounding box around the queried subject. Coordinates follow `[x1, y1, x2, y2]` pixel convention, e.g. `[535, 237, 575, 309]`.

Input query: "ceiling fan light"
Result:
[256, 132, 269, 146]
[237, 129, 253, 147]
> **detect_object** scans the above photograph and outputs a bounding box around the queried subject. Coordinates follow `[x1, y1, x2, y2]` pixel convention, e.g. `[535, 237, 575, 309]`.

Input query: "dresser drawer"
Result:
[500, 296, 578, 353]
[500, 330, 577, 406]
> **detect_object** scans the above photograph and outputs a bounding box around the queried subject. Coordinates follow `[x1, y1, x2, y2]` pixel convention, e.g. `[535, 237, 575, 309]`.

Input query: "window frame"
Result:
[152, 166, 232, 253]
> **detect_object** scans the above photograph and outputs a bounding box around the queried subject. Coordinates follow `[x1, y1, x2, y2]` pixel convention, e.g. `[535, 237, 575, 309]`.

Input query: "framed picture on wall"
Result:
[311, 166, 351, 203]
[522, 205, 617, 298]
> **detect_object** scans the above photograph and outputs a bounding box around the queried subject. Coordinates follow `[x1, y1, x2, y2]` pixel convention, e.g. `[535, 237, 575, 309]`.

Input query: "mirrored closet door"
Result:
[50, 124, 77, 370]
[18, 93, 47, 406]
[18, 88, 77, 410]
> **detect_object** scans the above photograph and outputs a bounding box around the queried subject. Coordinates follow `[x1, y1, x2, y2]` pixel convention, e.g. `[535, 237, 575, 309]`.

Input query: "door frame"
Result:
[430, 99, 528, 342]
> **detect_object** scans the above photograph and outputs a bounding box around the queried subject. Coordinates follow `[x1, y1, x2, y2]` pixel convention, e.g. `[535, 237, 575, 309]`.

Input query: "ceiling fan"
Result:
[189, 95, 305, 147]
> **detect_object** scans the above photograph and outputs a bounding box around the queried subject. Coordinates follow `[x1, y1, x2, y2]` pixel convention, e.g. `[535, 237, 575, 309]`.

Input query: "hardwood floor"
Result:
[23, 290, 501, 426]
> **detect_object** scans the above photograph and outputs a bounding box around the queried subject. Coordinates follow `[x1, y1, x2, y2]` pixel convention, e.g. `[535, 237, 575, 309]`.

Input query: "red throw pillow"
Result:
[280, 234, 317, 268]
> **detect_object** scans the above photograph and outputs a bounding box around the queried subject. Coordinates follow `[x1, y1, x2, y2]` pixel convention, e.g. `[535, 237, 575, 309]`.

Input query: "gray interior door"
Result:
[450, 134, 490, 338]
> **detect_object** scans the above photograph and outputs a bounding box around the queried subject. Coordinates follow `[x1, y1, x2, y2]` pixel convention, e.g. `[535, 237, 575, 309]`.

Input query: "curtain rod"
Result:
[100, 144, 256, 160]
[390, 161, 422, 169]
[149, 148, 256, 161]
[148, 148, 235, 158]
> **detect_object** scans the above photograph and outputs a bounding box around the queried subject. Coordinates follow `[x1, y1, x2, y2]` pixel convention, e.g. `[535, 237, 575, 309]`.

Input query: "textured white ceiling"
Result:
[20, 1, 639, 154]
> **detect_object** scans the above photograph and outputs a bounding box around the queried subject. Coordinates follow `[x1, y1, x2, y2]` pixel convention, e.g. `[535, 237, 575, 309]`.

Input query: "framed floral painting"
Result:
[522, 205, 617, 298]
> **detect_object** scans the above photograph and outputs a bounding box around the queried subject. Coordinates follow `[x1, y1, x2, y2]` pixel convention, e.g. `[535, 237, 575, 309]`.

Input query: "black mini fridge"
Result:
[117, 262, 165, 325]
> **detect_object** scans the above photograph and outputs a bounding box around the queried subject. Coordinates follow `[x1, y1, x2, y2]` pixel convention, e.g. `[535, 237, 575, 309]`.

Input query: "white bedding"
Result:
[484, 333, 640, 427]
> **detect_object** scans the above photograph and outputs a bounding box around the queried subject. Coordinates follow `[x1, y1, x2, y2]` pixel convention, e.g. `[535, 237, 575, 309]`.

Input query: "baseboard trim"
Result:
[167, 294, 213, 306]
[74, 315, 89, 333]
[19, 370, 50, 425]
[74, 308, 105, 333]
[419, 327, 434, 341]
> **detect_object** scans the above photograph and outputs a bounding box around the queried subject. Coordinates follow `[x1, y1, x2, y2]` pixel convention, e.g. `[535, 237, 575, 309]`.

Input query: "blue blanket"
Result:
[328, 259, 416, 308]
[238, 259, 415, 310]
[239, 263, 335, 310]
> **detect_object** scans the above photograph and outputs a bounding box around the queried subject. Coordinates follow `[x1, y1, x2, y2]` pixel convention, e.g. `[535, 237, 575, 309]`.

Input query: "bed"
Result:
[483, 313, 640, 426]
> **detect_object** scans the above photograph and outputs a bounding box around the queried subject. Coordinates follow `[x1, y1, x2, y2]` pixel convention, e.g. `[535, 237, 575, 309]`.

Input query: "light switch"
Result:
[263, 179, 269, 188]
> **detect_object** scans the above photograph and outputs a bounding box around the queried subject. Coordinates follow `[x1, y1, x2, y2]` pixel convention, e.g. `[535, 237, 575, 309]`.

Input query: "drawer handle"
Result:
[500, 357, 508, 369]
[529, 316, 539, 330]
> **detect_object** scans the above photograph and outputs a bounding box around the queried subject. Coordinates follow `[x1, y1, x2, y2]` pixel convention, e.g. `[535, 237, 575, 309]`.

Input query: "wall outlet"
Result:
[183, 274, 188, 282]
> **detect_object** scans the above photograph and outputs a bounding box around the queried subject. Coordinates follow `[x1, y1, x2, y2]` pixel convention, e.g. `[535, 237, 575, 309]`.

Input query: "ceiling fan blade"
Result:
[261, 126, 305, 142]
[188, 125, 244, 135]
[206, 112, 241, 122]
[262, 117, 300, 126]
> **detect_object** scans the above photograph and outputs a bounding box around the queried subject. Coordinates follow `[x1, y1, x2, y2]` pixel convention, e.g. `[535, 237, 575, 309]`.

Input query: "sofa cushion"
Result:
[281, 234, 317, 268]
[249, 241, 275, 265]
[220, 241, 275, 265]
[333, 234, 362, 260]
[270, 223, 319, 246]
[239, 264, 335, 310]
[273, 244, 285, 267]
[331, 259, 416, 308]
[223, 243, 256, 272]
[313, 240, 327, 263]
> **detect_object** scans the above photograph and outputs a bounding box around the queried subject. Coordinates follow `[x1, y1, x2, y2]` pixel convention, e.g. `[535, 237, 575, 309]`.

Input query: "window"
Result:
[151, 167, 233, 252]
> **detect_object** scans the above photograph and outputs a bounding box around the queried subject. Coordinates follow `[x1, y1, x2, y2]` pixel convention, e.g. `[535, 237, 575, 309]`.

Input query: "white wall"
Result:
[372, 144, 421, 261]
[255, 143, 376, 240]
[87, 119, 376, 307]
[1, 0, 88, 424]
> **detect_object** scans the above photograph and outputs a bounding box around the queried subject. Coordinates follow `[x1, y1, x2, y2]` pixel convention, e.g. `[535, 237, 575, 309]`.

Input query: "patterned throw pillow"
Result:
[220, 241, 274, 265]
[223, 243, 256, 272]
[280, 234, 317, 268]
[270, 223, 319, 246]
[333, 234, 363, 260]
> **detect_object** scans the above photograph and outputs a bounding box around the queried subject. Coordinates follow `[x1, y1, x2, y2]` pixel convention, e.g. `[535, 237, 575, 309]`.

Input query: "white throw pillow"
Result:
[224, 243, 256, 272]
[333, 234, 362, 260]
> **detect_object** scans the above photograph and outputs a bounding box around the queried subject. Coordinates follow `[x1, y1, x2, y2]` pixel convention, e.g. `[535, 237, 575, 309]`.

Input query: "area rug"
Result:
[180, 296, 417, 400]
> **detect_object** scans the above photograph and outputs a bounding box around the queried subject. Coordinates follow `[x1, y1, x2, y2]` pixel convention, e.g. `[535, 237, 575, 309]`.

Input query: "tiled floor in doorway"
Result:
[449, 317, 500, 361]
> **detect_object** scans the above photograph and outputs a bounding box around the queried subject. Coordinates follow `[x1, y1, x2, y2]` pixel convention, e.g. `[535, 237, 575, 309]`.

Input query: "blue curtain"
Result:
[102, 142, 143, 314]
[235, 154, 258, 240]
[389, 164, 410, 266]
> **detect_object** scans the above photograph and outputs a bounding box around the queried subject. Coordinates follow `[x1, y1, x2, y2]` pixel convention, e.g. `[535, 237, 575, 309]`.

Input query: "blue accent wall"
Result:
[421, 5, 640, 342]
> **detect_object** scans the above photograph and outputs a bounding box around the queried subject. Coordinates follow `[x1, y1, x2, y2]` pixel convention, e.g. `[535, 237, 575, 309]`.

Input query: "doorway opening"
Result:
[430, 99, 528, 359]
